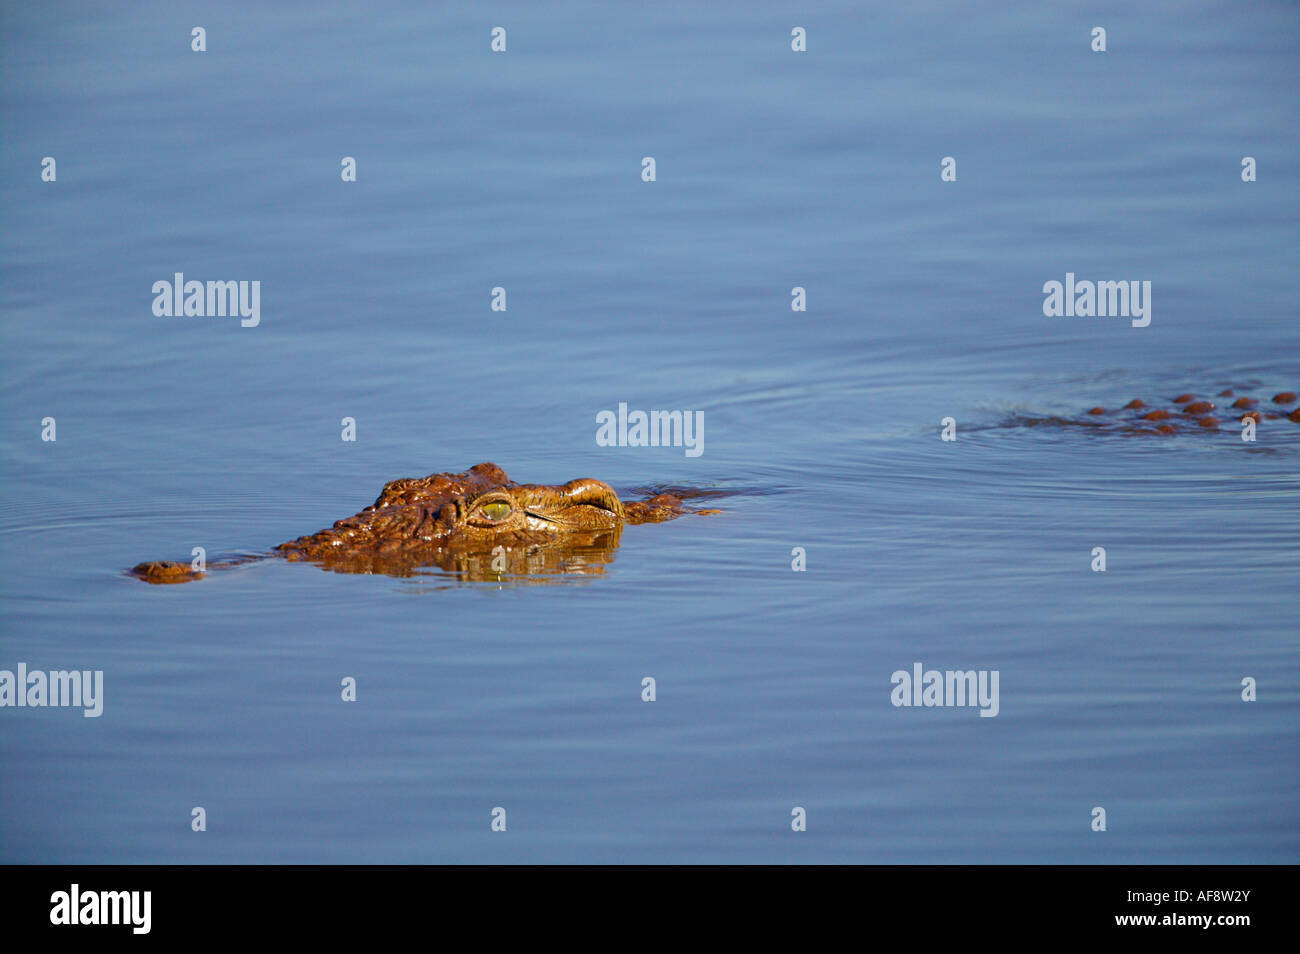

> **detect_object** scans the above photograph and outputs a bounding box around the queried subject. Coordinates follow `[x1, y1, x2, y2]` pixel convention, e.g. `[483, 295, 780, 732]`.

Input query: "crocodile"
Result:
[1006, 388, 1299, 435]
[131, 462, 720, 584]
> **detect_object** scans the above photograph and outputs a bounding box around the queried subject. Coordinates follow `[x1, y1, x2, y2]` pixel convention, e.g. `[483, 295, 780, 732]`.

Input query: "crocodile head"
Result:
[265, 462, 702, 579]
[274, 462, 627, 564]
[130, 462, 718, 583]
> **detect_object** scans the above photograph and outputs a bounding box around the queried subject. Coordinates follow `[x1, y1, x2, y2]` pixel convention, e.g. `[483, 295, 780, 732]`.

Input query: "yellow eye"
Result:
[479, 502, 512, 521]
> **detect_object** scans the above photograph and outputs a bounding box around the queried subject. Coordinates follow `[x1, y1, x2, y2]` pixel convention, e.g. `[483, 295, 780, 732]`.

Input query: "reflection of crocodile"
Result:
[131, 463, 719, 584]
[1008, 389, 1299, 435]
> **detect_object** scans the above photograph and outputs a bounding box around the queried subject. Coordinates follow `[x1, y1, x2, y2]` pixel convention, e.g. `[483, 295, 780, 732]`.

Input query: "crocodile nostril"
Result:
[1272, 391, 1298, 404]
[1086, 407, 1106, 415]
[1124, 399, 1146, 409]
[1230, 397, 1256, 408]
[1173, 393, 1196, 404]
[1197, 417, 1219, 428]
[1141, 409, 1171, 421]
[1183, 401, 1215, 414]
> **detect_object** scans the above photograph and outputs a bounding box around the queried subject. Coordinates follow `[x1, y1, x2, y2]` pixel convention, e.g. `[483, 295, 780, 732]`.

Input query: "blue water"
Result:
[2, 1, 1297, 863]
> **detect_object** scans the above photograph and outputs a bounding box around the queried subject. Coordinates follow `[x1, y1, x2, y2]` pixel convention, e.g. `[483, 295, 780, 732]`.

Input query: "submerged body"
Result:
[131, 462, 715, 584]
[132, 389, 1297, 583]
[1011, 388, 1299, 436]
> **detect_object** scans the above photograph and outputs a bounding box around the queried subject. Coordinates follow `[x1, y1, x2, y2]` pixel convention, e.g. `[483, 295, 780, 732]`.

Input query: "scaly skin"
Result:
[1013, 389, 1299, 435]
[131, 462, 715, 584]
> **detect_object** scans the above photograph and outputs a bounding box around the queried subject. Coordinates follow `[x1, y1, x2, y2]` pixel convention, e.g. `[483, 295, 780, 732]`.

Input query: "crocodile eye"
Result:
[478, 501, 512, 521]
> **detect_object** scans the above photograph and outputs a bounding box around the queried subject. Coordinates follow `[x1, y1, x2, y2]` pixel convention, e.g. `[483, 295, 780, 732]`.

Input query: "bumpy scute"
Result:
[1007, 386, 1300, 437]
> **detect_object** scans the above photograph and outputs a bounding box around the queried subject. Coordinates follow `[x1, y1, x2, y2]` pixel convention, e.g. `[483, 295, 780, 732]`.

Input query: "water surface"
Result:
[1, 1, 1297, 863]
